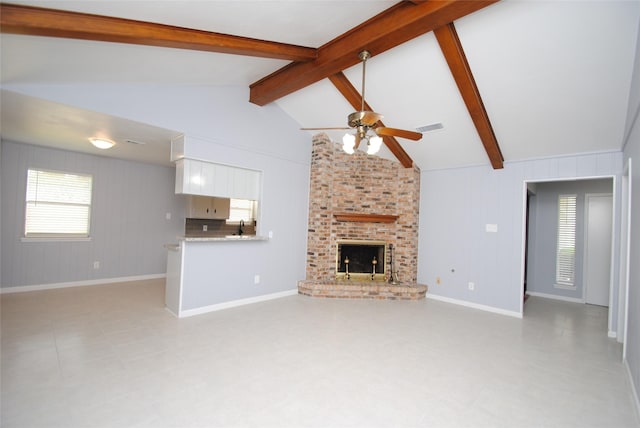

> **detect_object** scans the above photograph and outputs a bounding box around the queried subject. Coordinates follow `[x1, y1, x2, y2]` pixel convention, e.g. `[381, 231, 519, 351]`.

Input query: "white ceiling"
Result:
[0, 90, 182, 165]
[1, 1, 639, 170]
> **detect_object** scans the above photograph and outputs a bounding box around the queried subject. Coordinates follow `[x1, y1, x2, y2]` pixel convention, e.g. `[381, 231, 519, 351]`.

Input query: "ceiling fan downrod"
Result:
[359, 50, 371, 112]
[347, 50, 380, 130]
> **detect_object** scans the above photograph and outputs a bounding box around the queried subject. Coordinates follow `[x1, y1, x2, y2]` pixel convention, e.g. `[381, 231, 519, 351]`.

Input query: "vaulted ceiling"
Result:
[1, 1, 639, 171]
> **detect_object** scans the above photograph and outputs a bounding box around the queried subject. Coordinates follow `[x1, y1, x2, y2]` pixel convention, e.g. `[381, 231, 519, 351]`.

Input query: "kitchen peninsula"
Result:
[166, 234, 268, 317]
[182, 235, 267, 242]
[167, 151, 268, 317]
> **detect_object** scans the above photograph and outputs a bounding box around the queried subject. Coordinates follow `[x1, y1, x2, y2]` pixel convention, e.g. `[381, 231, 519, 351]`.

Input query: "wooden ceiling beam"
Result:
[328, 73, 414, 168]
[0, 3, 317, 61]
[1, 2, 504, 169]
[250, 0, 498, 106]
[434, 22, 504, 169]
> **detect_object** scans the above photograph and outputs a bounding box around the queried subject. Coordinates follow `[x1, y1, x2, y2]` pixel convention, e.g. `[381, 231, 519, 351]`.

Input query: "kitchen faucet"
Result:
[238, 219, 245, 235]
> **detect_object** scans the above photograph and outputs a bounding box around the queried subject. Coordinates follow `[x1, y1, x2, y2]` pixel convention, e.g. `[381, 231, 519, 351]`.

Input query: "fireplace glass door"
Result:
[336, 240, 386, 281]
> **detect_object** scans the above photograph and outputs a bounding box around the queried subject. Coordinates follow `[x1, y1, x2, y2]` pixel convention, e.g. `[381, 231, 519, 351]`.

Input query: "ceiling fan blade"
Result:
[375, 127, 423, 141]
[300, 127, 350, 130]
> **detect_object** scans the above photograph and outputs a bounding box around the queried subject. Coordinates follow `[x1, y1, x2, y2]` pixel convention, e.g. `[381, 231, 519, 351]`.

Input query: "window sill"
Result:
[554, 283, 576, 291]
[21, 237, 92, 243]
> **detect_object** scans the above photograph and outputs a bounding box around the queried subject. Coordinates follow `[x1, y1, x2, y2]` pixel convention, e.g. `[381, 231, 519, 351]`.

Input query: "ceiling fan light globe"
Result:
[342, 133, 356, 154]
[367, 135, 383, 155]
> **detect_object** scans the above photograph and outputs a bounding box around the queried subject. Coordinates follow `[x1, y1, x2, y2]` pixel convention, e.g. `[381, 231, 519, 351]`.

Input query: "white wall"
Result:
[1, 140, 185, 287]
[2, 84, 312, 304]
[418, 151, 622, 318]
[621, 14, 640, 415]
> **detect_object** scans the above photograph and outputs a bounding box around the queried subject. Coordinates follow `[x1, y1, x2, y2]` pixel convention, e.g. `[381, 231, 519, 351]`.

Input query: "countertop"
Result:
[179, 235, 269, 242]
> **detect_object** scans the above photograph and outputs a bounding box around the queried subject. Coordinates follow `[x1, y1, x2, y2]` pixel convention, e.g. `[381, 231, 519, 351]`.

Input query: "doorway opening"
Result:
[522, 177, 616, 336]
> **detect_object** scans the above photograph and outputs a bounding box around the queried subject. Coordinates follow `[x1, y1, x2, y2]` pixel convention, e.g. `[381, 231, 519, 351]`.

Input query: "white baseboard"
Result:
[0, 274, 166, 294]
[164, 306, 180, 318]
[625, 359, 640, 421]
[526, 291, 585, 304]
[426, 293, 522, 319]
[178, 289, 299, 318]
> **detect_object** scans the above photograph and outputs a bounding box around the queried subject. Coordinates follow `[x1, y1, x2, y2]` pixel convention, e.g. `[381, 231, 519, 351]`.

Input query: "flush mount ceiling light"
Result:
[89, 137, 115, 150]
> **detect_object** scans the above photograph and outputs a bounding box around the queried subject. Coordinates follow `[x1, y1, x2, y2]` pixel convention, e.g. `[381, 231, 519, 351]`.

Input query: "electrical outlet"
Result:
[93, 261, 100, 269]
[202, 225, 208, 232]
[254, 275, 260, 285]
[468, 282, 475, 291]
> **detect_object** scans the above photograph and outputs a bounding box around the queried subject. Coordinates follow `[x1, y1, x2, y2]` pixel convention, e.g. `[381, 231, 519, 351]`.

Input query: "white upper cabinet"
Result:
[211, 163, 231, 197]
[230, 166, 261, 200]
[175, 158, 260, 200]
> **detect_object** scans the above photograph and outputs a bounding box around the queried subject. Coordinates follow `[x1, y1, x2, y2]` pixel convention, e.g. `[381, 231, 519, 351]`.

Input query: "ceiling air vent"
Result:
[416, 123, 444, 133]
[125, 139, 147, 145]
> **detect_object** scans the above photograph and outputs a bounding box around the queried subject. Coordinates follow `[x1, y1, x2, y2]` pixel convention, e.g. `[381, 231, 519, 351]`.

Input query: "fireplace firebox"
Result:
[336, 240, 386, 281]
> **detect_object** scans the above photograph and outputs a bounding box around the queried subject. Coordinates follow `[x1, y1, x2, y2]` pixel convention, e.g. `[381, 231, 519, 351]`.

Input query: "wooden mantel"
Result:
[333, 213, 399, 223]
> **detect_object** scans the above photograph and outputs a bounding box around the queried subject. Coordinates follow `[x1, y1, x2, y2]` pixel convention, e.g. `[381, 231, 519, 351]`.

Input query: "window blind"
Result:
[228, 198, 255, 222]
[25, 169, 93, 238]
[556, 194, 577, 285]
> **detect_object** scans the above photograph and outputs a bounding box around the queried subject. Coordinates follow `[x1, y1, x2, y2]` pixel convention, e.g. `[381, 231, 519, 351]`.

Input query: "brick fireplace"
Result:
[298, 133, 427, 300]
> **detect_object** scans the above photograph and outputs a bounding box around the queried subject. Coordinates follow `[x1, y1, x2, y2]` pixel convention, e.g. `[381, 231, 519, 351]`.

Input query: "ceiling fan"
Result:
[301, 50, 422, 155]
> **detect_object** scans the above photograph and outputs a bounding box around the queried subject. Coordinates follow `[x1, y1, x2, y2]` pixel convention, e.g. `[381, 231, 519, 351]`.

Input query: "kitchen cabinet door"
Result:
[175, 158, 205, 194]
[211, 164, 231, 198]
[187, 196, 212, 218]
[175, 158, 260, 200]
[200, 162, 216, 197]
[174, 159, 185, 194]
[186, 196, 230, 219]
[244, 169, 261, 200]
[211, 197, 230, 219]
[231, 168, 261, 200]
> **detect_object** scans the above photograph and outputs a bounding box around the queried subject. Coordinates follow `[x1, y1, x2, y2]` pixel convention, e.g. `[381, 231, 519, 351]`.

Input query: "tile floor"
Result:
[1, 279, 638, 427]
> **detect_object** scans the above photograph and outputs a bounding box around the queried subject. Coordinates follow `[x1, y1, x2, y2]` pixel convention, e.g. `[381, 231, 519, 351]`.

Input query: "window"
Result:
[228, 198, 256, 222]
[556, 194, 577, 286]
[24, 169, 93, 238]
